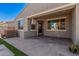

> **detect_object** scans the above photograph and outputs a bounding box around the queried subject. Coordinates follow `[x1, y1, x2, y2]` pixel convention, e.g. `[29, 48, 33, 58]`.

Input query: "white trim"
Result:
[27, 3, 76, 18]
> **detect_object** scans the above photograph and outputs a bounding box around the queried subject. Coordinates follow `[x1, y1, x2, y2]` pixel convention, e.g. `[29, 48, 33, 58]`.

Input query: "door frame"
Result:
[37, 20, 44, 36]
[37, 21, 38, 36]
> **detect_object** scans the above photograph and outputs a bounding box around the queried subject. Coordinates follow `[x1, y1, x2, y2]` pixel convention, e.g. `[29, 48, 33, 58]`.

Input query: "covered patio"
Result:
[4, 37, 78, 56]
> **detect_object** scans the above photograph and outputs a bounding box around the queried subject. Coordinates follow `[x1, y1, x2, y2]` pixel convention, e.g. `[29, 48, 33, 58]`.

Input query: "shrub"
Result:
[69, 44, 79, 53]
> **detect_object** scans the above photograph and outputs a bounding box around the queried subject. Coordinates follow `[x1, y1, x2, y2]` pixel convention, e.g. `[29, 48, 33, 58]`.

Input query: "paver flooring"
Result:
[4, 37, 79, 56]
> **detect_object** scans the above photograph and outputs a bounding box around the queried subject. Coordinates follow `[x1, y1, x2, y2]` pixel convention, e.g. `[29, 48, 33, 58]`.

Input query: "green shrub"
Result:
[69, 44, 79, 53]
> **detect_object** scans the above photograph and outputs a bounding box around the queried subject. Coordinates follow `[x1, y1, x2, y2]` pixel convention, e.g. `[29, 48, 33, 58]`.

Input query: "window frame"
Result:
[30, 19, 36, 31]
[47, 16, 67, 31]
[18, 20, 24, 30]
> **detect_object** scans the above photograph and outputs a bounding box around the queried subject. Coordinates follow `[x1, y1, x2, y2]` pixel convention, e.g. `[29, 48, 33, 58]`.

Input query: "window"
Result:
[31, 24, 35, 30]
[50, 20, 58, 30]
[48, 21, 51, 29]
[59, 19, 65, 30]
[48, 18, 65, 31]
[30, 19, 36, 30]
[18, 20, 23, 29]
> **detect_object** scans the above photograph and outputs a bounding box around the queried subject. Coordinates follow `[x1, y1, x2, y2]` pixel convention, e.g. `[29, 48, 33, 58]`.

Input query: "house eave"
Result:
[27, 3, 76, 19]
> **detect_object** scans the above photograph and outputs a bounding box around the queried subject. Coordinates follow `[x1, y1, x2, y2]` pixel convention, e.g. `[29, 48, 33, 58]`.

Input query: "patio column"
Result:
[24, 18, 28, 31]
[72, 4, 79, 45]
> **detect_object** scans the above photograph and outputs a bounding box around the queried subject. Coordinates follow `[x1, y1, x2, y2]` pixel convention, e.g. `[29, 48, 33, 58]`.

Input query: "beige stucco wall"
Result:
[72, 4, 79, 45]
[23, 12, 72, 38]
[16, 3, 71, 31]
[15, 3, 77, 40]
[43, 14, 72, 38]
[15, 3, 70, 38]
[15, 18, 25, 39]
[24, 18, 37, 38]
[16, 3, 69, 19]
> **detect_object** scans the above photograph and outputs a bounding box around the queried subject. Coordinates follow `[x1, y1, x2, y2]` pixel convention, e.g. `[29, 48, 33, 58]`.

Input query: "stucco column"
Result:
[72, 4, 79, 45]
[24, 18, 28, 31]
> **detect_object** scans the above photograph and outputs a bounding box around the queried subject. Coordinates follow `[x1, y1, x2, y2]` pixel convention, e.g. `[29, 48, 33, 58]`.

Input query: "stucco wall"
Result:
[24, 13, 72, 39]
[16, 3, 69, 19]
[24, 18, 37, 38]
[72, 4, 79, 45]
[24, 31, 37, 38]
[24, 3, 69, 17]
[16, 3, 70, 31]
[15, 18, 25, 39]
[15, 3, 74, 39]
[18, 30, 24, 39]
[40, 13, 72, 38]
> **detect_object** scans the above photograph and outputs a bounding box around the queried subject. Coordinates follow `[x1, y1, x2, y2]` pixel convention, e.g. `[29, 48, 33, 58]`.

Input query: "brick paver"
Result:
[4, 37, 79, 56]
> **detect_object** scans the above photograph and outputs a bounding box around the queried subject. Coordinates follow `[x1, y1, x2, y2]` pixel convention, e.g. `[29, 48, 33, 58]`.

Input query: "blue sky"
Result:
[0, 3, 27, 22]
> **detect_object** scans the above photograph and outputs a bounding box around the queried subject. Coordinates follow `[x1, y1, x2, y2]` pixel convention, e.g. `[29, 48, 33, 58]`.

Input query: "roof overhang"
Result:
[27, 3, 76, 19]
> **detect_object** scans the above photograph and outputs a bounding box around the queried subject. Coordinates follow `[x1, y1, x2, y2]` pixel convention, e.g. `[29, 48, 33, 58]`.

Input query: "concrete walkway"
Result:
[3, 37, 79, 56]
[0, 44, 14, 56]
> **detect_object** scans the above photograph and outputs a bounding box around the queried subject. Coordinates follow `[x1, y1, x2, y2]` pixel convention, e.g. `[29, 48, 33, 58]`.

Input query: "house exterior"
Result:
[15, 3, 79, 45]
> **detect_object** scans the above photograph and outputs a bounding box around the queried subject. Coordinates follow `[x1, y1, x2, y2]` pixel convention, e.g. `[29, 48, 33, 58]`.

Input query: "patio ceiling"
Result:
[27, 4, 76, 19]
[33, 8, 74, 20]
